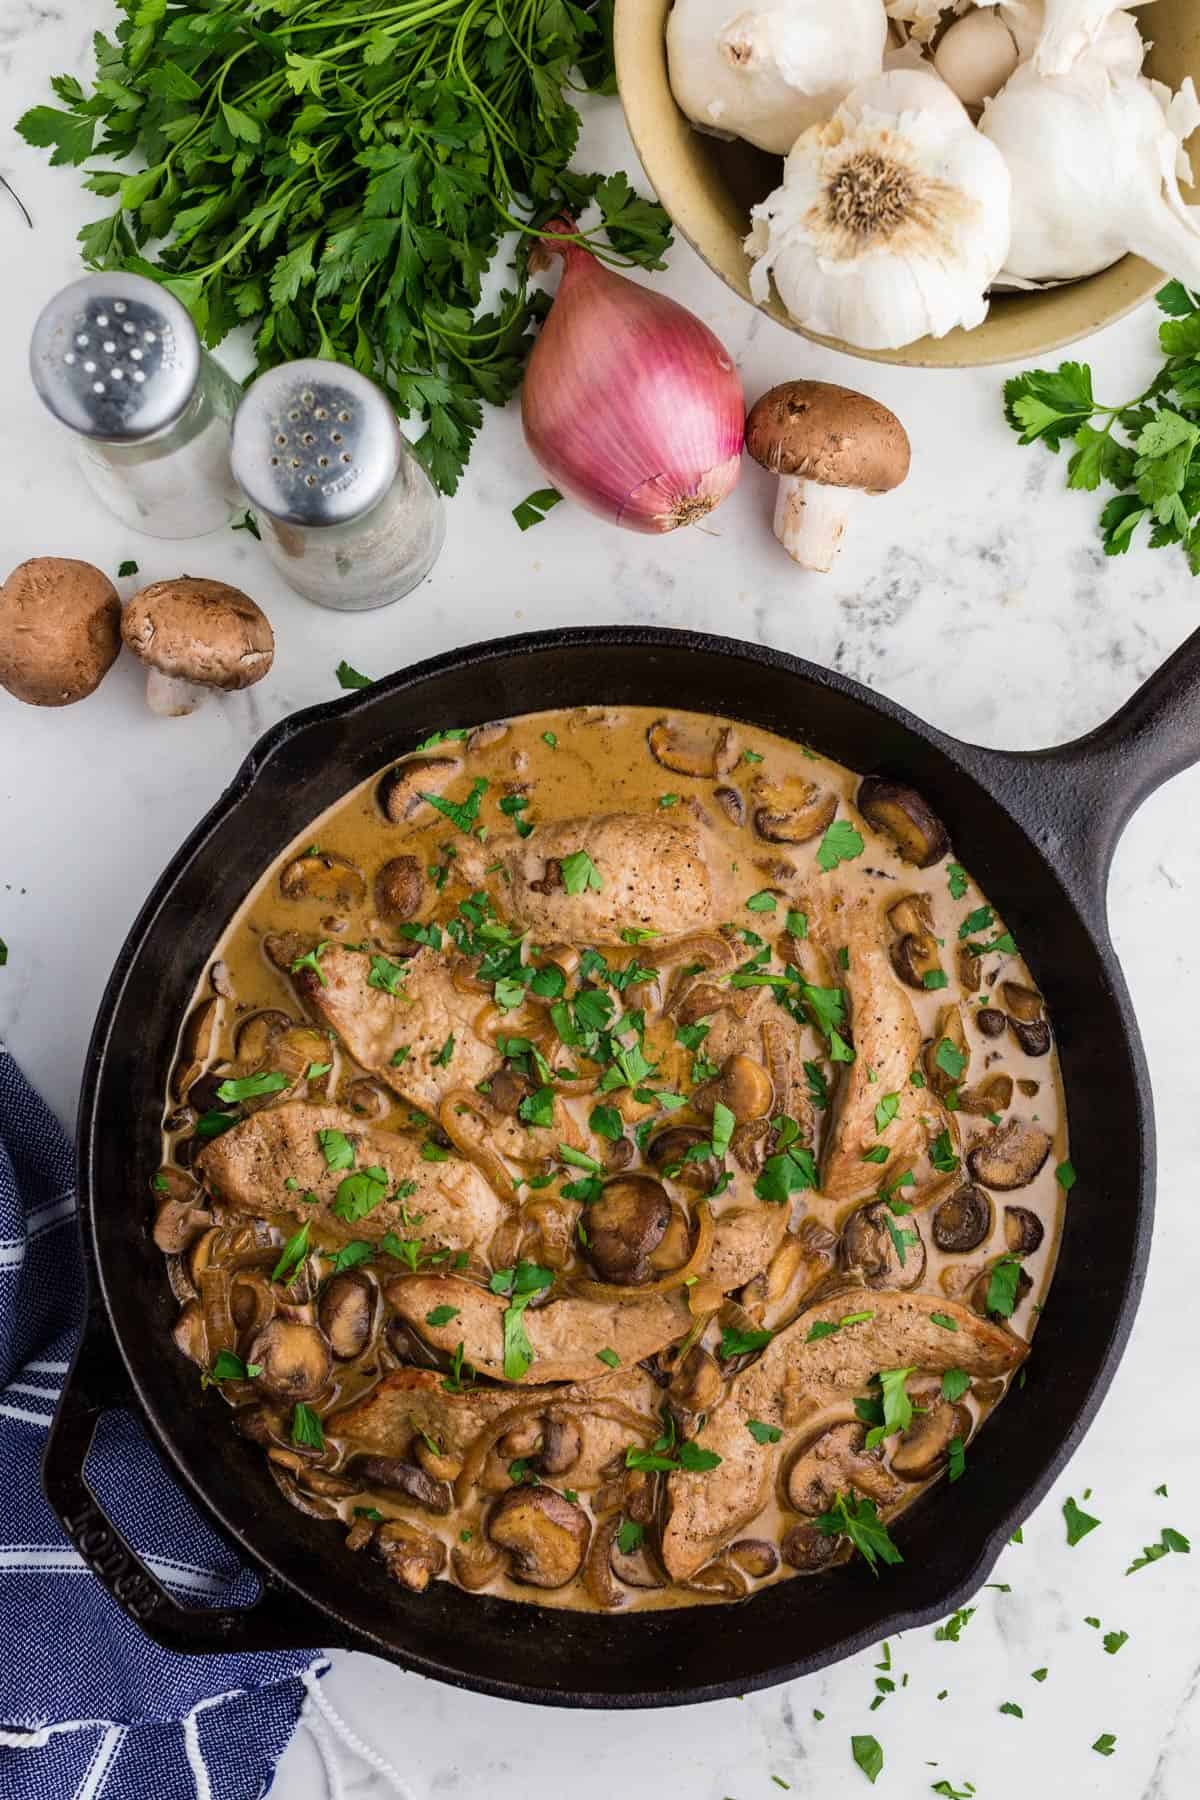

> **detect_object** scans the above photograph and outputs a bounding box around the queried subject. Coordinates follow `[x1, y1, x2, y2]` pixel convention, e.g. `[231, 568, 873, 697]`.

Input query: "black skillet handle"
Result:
[42, 1304, 337, 1655]
[955, 625, 1200, 931]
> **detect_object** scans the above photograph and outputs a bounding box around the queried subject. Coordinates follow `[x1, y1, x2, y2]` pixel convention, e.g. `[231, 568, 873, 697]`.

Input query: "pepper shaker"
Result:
[29, 273, 242, 539]
[229, 360, 445, 612]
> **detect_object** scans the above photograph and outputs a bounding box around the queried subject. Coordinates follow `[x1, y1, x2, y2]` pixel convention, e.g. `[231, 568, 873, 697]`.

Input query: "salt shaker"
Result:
[229, 360, 445, 612]
[29, 273, 242, 539]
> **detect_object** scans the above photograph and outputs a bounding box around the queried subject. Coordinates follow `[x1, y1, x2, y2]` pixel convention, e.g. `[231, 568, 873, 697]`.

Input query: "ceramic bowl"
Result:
[613, 1, 1194, 367]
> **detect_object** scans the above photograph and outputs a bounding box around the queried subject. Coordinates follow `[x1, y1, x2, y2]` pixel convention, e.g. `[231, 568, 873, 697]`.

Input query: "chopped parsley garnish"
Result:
[542, 731, 557, 749]
[934, 1606, 975, 1642]
[209, 1350, 261, 1384]
[1125, 1525, 1190, 1573]
[332, 1165, 389, 1223]
[755, 1117, 817, 1203]
[923, 969, 950, 990]
[1031, 1667, 1048, 1681]
[317, 1128, 356, 1172]
[718, 1324, 773, 1360]
[1056, 1159, 1076, 1191]
[441, 1340, 475, 1394]
[425, 1304, 459, 1327]
[746, 890, 777, 913]
[747, 1419, 782, 1444]
[931, 1313, 959, 1335]
[947, 1435, 966, 1482]
[596, 1347, 620, 1369]
[806, 1310, 874, 1344]
[419, 776, 488, 836]
[380, 1232, 422, 1270]
[335, 661, 371, 690]
[884, 1214, 919, 1269]
[934, 1038, 967, 1082]
[560, 849, 602, 895]
[513, 485, 563, 530]
[588, 1104, 624, 1142]
[947, 863, 970, 900]
[433, 1034, 455, 1067]
[389, 1045, 411, 1067]
[850, 1733, 883, 1784]
[215, 1070, 289, 1101]
[290, 939, 332, 985]
[271, 1221, 311, 1284]
[1103, 1629, 1129, 1654]
[817, 818, 865, 872]
[862, 1366, 914, 1450]
[616, 1518, 644, 1555]
[930, 1131, 960, 1175]
[291, 1401, 324, 1448]
[330, 1240, 374, 1273]
[306, 1061, 332, 1080]
[986, 1255, 1023, 1318]
[873, 1092, 900, 1134]
[491, 1261, 554, 1381]
[658, 793, 679, 808]
[420, 1141, 450, 1163]
[194, 1110, 238, 1141]
[998, 1701, 1023, 1719]
[367, 954, 408, 995]
[964, 929, 1019, 958]
[958, 905, 994, 939]
[814, 1493, 902, 1575]
[941, 1368, 970, 1401]
[1092, 1734, 1117, 1757]
[804, 1060, 830, 1110]
[1063, 1495, 1102, 1546]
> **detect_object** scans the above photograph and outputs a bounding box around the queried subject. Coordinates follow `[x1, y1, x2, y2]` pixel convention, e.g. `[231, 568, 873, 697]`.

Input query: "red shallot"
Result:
[522, 226, 745, 532]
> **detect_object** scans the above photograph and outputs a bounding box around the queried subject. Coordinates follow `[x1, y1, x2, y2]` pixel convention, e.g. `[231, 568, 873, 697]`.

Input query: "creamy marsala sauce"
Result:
[157, 707, 1066, 1612]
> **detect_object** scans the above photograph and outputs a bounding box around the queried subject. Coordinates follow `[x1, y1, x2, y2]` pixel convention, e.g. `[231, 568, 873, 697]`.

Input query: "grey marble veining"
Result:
[1, 6, 1199, 1797]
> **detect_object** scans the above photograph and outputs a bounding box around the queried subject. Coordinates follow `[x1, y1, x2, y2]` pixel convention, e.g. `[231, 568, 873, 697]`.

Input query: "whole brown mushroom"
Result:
[121, 577, 274, 715]
[745, 381, 911, 572]
[0, 557, 121, 706]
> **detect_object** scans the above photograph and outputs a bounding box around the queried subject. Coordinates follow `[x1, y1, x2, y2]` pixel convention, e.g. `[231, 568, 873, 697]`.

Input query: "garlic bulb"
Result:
[745, 70, 1011, 350]
[981, 60, 1200, 285]
[666, 0, 888, 156]
[975, 0, 1147, 75]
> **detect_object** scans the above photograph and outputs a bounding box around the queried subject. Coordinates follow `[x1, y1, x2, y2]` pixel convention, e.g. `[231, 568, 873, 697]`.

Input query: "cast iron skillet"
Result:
[43, 625, 1200, 1707]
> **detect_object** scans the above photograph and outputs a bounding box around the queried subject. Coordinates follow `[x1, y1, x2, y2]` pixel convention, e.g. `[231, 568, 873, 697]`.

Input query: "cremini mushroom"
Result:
[967, 1118, 1054, 1190]
[172, 997, 220, 1102]
[279, 850, 366, 906]
[372, 1520, 447, 1592]
[857, 776, 950, 867]
[841, 1200, 928, 1289]
[609, 1527, 664, 1590]
[349, 1455, 452, 1514]
[924, 1005, 970, 1099]
[153, 1193, 215, 1255]
[487, 1485, 591, 1589]
[692, 1053, 774, 1124]
[647, 1126, 719, 1192]
[375, 854, 425, 921]
[668, 1344, 723, 1414]
[753, 780, 837, 845]
[713, 785, 746, 827]
[234, 1010, 292, 1064]
[318, 1271, 374, 1359]
[647, 717, 739, 778]
[891, 1399, 972, 1480]
[1004, 1205, 1046, 1256]
[0, 557, 121, 706]
[451, 1542, 504, 1591]
[977, 1007, 1007, 1038]
[1002, 981, 1052, 1056]
[957, 1072, 1014, 1117]
[246, 1317, 332, 1401]
[745, 381, 911, 571]
[931, 1183, 993, 1254]
[121, 577, 274, 716]
[539, 1413, 584, 1477]
[377, 755, 459, 824]
[780, 1522, 841, 1572]
[586, 1175, 672, 1284]
[785, 1423, 903, 1515]
[888, 893, 942, 988]
[728, 1537, 779, 1579]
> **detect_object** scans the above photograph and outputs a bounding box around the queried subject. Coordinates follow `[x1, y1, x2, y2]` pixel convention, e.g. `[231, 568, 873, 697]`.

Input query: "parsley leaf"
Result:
[561, 849, 602, 895]
[850, 1735, 884, 1784]
[335, 661, 371, 691]
[817, 818, 866, 873]
[1063, 1495, 1102, 1546]
[513, 486, 562, 531]
[747, 1419, 782, 1444]
[291, 1402, 324, 1448]
[815, 1493, 902, 1575]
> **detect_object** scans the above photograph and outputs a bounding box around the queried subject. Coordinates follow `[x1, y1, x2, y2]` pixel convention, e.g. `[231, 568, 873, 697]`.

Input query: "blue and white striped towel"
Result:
[0, 1047, 326, 1799]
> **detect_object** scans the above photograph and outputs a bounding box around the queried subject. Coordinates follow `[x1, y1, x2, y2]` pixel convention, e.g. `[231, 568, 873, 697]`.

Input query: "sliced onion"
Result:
[438, 1092, 520, 1204]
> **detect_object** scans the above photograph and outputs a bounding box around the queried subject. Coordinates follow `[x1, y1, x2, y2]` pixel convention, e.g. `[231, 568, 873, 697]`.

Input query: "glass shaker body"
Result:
[230, 360, 445, 612]
[30, 273, 242, 539]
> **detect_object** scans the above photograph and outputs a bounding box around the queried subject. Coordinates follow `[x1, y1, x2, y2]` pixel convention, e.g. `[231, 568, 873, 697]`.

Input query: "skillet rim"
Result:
[71, 624, 1154, 1706]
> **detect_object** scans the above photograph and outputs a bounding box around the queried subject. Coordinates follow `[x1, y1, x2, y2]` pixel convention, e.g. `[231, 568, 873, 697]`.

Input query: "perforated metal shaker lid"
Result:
[230, 361, 402, 528]
[30, 273, 202, 442]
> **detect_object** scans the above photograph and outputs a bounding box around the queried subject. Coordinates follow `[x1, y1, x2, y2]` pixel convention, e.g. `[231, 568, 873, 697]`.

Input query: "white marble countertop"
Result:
[3, 9, 1200, 1799]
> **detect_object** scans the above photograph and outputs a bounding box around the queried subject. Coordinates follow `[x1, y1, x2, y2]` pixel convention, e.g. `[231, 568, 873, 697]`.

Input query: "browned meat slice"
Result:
[810, 889, 929, 1203]
[660, 1287, 1024, 1580]
[490, 813, 720, 945]
[327, 1365, 660, 1493]
[294, 946, 494, 1112]
[196, 1102, 504, 1253]
[385, 1274, 690, 1385]
[709, 1202, 791, 1291]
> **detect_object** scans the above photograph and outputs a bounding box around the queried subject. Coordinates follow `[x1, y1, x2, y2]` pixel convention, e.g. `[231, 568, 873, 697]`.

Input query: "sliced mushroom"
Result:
[279, 850, 366, 906]
[377, 755, 459, 825]
[1001, 981, 1042, 1023]
[487, 1486, 590, 1589]
[890, 1400, 971, 1480]
[887, 893, 934, 937]
[754, 783, 837, 845]
[375, 855, 425, 922]
[891, 932, 943, 990]
[263, 931, 309, 973]
[609, 1527, 665, 1590]
[668, 1345, 723, 1414]
[931, 1183, 992, 1254]
[977, 1007, 1007, 1038]
[729, 1537, 780, 1579]
[956, 1072, 1014, 1117]
[857, 776, 950, 867]
[647, 718, 738, 778]
[230, 1270, 276, 1337]
[1017, 1078, 1040, 1098]
[246, 1318, 332, 1401]
[452, 1542, 504, 1590]
[413, 1436, 463, 1484]
[713, 785, 746, 826]
[692, 1053, 774, 1125]
[173, 997, 220, 1102]
[1004, 1205, 1045, 1255]
[234, 1009, 292, 1065]
[840, 1200, 927, 1289]
[967, 1119, 1053, 1190]
[153, 1194, 214, 1254]
[1011, 1018, 1051, 1057]
[781, 1522, 841, 1572]
[319, 1271, 374, 1359]
[971, 1260, 1034, 1319]
[349, 1455, 452, 1514]
[468, 720, 509, 752]
[373, 1520, 447, 1592]
[647, 1127, 720, 1193]
[209, 959, 235, 1000]
[172, 1299, 207, 1365]
[785, 1422, 904, 1515]
[345, 1078, 388, 1120]
[924, 1004, 969, 1099]
[958, 944, 982, 991]
[586, 1175, 672, 1284]
[684, 1561, 747, 1599]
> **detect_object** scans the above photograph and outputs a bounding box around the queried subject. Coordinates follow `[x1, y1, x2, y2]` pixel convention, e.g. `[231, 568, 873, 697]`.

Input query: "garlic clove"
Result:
[934, 9, 1021, 110]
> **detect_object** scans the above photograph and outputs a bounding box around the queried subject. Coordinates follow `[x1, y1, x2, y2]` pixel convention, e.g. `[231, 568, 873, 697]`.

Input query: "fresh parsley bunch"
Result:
[18, 0, 671, 494]
[1005, 281, 1200, 571]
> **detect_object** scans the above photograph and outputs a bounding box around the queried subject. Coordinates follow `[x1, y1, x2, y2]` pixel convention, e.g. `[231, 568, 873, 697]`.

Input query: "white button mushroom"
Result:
[120, 576, 275, 716]
[745, 381, 911, 572]
[0, 557, 121, 706]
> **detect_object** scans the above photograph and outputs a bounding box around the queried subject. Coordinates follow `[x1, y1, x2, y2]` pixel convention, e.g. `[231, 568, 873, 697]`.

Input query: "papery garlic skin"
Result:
[886, 0, 969, 46]
[745, 71, 1012, 350]
[976, 0, 1146, 76]
[667, 0, 888, 155]
[981, 61, 1200, 286]
[1033, 0, 1155, 75]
